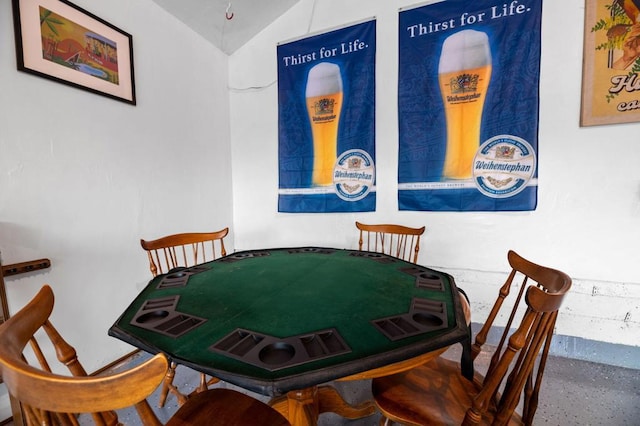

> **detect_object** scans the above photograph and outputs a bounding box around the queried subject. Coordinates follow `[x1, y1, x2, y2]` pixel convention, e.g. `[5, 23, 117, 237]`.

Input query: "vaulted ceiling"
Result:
[150, 0, 300, 54]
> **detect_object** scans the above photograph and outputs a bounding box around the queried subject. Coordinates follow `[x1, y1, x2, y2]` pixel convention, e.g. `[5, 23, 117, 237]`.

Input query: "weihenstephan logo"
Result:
[312, 98, 336, 122]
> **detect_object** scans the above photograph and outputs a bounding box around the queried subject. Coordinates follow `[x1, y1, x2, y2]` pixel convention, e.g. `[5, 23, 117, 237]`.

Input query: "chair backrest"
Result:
[0, 285, 168, 426]
[464, 250, 572, 426]
[140, 228, 229, 276]
[356, 221, 425, 263]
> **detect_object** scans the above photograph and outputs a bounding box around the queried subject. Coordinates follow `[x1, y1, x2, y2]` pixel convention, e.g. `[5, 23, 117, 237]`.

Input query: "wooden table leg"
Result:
[271, 387, 319, 426]
[270, 384, 375, 426]
[317, 385, 376, 419]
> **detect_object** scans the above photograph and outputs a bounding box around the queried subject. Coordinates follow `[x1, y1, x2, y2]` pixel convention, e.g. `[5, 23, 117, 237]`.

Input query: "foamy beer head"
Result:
[438, 30, 491, 74]
[306, 62, 343, 97]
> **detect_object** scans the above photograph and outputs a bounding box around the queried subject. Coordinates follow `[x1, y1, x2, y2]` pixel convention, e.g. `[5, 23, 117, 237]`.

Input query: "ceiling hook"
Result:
[225, 2, 234, 20]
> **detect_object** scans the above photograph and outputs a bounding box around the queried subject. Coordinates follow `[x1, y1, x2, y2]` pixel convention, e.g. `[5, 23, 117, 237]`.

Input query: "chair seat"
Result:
[373, 251, 571, 426]
[167, 388, 290, 426]
[372, 356, 524, 426]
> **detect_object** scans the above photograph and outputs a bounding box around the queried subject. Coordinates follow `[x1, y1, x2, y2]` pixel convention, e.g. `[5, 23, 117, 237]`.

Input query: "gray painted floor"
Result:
[89, 343, 640, 426]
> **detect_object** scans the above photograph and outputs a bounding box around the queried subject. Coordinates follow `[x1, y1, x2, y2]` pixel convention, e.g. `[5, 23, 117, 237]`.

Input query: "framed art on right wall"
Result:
[581, 0, 640, 126]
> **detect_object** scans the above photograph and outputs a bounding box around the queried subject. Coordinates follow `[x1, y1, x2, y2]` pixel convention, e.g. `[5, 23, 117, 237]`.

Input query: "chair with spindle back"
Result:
[355, 220, 470, 322]
[0, 285, 290, 426]
[140, 228, 229, 407]
[140, 228, 229, 277]
[372, 250, 572, 426]
[1, 256, 52, 425]
[353, 221, 471, 386]
[356, 221, 425, 264]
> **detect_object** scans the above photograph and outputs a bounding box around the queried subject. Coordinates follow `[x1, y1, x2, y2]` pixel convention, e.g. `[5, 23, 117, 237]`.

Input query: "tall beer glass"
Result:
[306, 62, 343, 186]
[438, 30, 492, 179]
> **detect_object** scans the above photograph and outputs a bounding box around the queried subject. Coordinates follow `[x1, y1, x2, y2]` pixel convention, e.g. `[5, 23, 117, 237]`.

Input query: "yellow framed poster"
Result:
[581, 0, 640, 126]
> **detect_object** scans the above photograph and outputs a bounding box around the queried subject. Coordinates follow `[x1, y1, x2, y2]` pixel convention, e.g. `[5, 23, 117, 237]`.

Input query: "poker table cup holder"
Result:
[131, 295, 206, 338]
[371, 297, 449, 341]
[210, 328, 351, 371]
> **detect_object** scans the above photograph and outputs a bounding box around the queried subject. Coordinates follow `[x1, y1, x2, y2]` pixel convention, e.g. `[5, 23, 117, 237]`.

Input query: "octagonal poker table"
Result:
[109, 247, 472, 426]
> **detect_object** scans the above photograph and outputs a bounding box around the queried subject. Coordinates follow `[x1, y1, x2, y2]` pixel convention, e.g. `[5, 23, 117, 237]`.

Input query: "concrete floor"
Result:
[95, 343, 639, 426]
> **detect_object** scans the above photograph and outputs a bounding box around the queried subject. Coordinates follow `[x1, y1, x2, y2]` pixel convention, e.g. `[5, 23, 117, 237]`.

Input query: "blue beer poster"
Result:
[398, 0, 541, 211]
[278, 20, 376, 213]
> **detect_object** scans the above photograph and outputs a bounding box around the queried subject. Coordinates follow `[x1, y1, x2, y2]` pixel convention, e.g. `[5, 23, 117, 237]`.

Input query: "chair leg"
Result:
[206, 376, 220, 387]
[158, 361, 188, 407]
[197, 373, 207, 393]
[379, 416, 393, 426]
[195, 373, 221, 393]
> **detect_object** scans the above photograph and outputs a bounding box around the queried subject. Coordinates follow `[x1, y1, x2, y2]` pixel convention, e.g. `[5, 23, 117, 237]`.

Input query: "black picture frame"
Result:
[12, 0, 136, 105]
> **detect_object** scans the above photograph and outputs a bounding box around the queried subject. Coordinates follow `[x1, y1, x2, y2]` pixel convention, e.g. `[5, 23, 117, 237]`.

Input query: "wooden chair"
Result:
[0, 285, 290, 426]
[140, 228, 229, 276]
[140, 228, 229, 407]
[356, 219, 469, 356]
[356, 221, 425, 263]
[1, 257, 53, 425]
[371, 250, 572, 426]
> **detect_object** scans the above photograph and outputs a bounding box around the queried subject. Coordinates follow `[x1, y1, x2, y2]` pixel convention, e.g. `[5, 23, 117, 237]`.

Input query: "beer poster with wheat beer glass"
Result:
[398, 0, 541, 211]
[278, 20, 376, 213]
[581, 0, 640, 126]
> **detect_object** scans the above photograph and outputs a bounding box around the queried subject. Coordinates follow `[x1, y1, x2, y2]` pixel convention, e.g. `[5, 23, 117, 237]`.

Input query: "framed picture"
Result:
[12, 0, 136, 105]
[581, 0, 640, 126]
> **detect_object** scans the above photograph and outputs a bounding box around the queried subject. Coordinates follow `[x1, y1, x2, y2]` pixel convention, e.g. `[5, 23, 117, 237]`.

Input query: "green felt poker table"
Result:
[109, 247, 472, 425]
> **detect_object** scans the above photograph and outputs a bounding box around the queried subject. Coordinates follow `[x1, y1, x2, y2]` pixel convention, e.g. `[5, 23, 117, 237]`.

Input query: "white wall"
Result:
[229, 0, 640, 351]
[0, 0, 233, 375]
